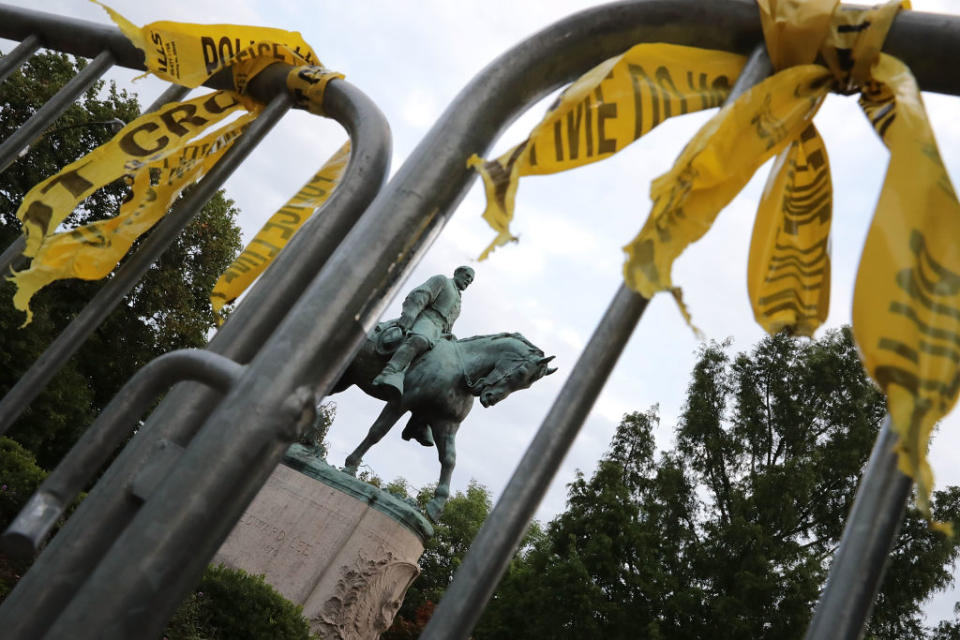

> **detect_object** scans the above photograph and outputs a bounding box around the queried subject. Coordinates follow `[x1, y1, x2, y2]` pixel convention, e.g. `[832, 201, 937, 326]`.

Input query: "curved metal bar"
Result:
[1, 349, 243, 561]
[0, 49, 114, 172]
[0, 77, 390, 640]
[804, 417, 913, 640]
[0, 4, 145, 70]
[114, 75, 391, 467]
[0, 235, 25, 275]
[0, 2, 959, 96]
[0, 33, 40, 85]
[0, 91, 292, 438]
[420, 43, 774, 640]
[429, 285, 651, 640]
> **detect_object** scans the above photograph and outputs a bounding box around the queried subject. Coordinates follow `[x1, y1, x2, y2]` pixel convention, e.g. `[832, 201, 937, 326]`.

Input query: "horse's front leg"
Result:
[343, 402, 404, 476]
[426, 423, 458, 522]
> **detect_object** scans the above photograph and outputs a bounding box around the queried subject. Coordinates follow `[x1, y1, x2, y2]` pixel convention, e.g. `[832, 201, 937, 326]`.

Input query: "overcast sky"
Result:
[5, 0, 960, 624]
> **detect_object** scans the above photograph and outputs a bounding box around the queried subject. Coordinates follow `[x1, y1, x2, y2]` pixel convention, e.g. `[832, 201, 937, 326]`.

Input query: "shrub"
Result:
[163, 564, 314, 640]
[0, 437, 48, 601]
[0, 437, 47, 529]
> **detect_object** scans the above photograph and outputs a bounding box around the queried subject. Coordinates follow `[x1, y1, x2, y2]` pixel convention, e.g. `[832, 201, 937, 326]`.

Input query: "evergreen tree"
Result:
[479, 329, 960, 639]
[0, 52, 242, 469]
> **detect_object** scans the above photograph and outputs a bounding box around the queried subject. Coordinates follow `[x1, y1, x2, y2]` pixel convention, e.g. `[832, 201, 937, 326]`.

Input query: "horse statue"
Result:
[331, 322, 557, 521]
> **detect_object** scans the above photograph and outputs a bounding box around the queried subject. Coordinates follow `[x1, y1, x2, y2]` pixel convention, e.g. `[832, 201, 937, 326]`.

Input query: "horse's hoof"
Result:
[342, 464, 358, 477]
[425, 499, 445, 523]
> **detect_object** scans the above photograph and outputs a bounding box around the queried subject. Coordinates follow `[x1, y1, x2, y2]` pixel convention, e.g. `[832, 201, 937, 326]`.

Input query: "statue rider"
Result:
[372, 266, 475, 398]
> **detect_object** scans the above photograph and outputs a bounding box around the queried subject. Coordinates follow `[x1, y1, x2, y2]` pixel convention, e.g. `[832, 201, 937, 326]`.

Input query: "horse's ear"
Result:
[545, 367, 558, 376]
[537, 356, 555, 366]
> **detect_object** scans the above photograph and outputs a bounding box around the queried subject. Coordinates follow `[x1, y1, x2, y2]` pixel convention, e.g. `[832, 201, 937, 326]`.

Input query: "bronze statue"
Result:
[372, 266, 474, 398]
[329, 269, 556, 521]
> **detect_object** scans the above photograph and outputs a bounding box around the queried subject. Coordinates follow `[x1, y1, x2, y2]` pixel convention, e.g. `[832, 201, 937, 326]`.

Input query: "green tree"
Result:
[382, 480, 544, 639]
[409, 480, 493, 612]
[298, 401, 336, 460]
[479, 329, 960, 639]
[0, 51, 243, 469]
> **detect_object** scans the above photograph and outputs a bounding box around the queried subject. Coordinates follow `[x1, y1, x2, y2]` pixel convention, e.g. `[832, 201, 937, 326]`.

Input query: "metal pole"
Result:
[2, 349, 243, 560]
[0, 91, 292, 437]
[0, 33, 40, 85]
[424, 285, 650, 639]
[0, 49, 114, 172]
[804, 416, 913, 640]
[420, 44, 774, 640]
[0, 235, 25, 275]
[144, 82, 190, 112]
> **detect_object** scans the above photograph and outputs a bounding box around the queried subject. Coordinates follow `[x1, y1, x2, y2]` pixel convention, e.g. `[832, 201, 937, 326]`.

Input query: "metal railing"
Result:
[0, 4, 391, 638]
[0, 1, 958, 639]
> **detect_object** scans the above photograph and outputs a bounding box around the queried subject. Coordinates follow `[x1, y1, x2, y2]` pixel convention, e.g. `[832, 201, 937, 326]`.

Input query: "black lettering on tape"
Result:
[41, 165, 94, 198]
[656, 66, 688, 117]
[628, 64, 659, 139]
[583, 98, 594, 157]
[566, 103, 583, 161]
[159, 104, 208, 137]
[217, 37, 234, 66]
[252, 238, 283, 257]
[201, 37, 218, 75]
[595, 86, 617, 155]
[276, 208, 302, 225]
[203, 92, 239, 114]
[261, 221, 295, 240]
[22, 201, 53, 236]
[120, 122, 167, 157]
[553, 121, 563, 162]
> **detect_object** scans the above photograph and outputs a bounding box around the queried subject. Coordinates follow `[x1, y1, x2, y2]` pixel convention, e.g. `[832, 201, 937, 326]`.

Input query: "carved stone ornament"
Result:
[313, 550, 420, 640]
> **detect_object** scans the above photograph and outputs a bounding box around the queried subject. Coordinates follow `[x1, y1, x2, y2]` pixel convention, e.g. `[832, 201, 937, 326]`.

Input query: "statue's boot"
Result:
[372, 369, 404, 399]
[371, 338, 426, 399]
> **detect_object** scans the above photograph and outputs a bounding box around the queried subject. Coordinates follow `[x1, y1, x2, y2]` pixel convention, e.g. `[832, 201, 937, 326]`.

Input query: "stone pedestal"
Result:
[214, 445, 434, 639]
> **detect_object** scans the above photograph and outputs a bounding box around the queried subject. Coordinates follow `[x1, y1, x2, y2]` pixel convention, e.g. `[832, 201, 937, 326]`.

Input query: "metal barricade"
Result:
[0, 2, 958, 639]
[0, 4, 391, 638]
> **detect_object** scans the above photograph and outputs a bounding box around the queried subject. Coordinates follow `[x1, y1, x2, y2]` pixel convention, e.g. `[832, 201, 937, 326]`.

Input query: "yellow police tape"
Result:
[10, 3, 345, 324]
[11, 91, 248, 322]
[470, 0, 958, 530]
[93, 0, 319, 87]
[468, 43, 747, 259]
[210, 141, 351, 319]
[11, 114, 255, 323]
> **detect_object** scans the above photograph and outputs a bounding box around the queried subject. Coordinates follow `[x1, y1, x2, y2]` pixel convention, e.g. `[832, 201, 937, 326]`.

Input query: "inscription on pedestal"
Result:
[214, 448, 432, 639]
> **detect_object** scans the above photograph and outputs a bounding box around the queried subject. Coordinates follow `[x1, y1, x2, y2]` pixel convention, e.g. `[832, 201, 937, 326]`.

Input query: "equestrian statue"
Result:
[330, 266, 556, 521]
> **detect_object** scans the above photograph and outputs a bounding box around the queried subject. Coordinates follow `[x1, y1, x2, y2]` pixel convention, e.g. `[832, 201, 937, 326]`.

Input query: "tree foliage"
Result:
[476, 329, 960, 639]
[0, 51, 242, 468]
[380, 479, 542, 639]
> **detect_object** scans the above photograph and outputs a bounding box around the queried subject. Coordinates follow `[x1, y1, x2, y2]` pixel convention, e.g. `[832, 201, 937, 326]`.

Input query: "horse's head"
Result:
[476, 354, 557, 408]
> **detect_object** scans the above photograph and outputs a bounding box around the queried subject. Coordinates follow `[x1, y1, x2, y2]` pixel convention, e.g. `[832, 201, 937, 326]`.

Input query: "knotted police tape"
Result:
[9, 2, 348, 324]
[471, 0, 960, 530]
